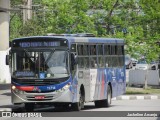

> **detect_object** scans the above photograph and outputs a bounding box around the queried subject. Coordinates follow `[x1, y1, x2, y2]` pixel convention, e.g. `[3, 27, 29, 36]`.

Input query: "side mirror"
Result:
[71, 53, 78, 65]
[6, 55, 9, 65]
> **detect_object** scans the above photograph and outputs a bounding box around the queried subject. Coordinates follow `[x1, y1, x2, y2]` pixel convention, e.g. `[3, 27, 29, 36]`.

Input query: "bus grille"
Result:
[15, 80, 59, 86]
[12, 77, 68, 86]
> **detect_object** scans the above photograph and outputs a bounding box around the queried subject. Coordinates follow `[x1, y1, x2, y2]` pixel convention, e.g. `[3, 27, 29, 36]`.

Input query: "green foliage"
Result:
[10, 0, 160, 62]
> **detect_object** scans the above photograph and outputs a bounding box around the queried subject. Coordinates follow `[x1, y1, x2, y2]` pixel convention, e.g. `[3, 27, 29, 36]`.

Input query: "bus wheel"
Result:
[72, 91, 84, 111]
[94, 85, 112, 107]
[105, 85, 112, 107]
[24, 103, 34, 112]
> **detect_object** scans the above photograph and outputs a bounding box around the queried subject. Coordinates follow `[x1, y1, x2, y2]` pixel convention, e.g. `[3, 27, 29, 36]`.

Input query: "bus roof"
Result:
[12, 36, 125, 44]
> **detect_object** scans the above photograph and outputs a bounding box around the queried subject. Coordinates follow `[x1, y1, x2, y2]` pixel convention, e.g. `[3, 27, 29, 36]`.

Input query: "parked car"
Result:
[135, 59, 148, 70]
[131, 58, 138, 66]
[125, 55, 133, 69]
[150, 61, 159, 70]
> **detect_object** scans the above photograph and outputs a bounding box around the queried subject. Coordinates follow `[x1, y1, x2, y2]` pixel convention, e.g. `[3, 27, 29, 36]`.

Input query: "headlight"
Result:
[12, 85, 25, 94]
[12, 85, 16, 90]
[56, 84, 70, 92]
[63, 84, 70, 90]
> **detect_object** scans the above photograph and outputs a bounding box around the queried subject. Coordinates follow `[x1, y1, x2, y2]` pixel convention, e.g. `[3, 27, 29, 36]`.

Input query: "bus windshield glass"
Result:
[11, 49, 69, 79]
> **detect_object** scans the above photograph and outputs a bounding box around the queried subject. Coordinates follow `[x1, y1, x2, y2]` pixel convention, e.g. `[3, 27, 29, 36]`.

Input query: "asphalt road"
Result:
[1, 67, 160, 119]
[0, 91, 160, 119]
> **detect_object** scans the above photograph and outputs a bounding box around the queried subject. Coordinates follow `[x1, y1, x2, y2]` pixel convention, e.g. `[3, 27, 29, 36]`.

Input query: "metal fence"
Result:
[129, 70, 160, 86]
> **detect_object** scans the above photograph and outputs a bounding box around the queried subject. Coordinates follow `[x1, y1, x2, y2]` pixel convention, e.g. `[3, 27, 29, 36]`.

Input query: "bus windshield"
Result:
[11, 49, 69, 79]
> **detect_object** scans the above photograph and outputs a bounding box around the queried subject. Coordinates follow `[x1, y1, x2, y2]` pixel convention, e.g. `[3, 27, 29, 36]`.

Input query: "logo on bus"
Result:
[33, 87, 41, 92]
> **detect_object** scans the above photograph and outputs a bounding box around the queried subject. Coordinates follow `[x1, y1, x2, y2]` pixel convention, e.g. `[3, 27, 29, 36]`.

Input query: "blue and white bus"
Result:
[8, 34, 126, 111]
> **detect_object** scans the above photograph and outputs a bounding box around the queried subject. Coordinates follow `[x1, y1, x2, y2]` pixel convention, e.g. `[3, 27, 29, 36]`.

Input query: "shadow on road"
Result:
[0, 104, 13, 108]
[1, 92, 11, 96]
[11, 104, 116, 113]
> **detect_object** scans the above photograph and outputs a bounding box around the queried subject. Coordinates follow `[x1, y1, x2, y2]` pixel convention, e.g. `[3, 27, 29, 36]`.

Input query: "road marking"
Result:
[112, 97, 116, 100]
[136, 96, 144, 100]
[121, 96, 130, 100]
[151, 96, 158, 99]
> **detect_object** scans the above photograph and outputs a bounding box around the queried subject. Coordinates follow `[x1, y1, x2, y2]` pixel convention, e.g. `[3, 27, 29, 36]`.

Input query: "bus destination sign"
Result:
[19, 41, 61, 48]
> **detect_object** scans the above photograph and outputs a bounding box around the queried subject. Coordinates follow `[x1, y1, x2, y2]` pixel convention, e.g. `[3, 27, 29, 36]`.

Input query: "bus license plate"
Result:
[35, 96, 45, 99]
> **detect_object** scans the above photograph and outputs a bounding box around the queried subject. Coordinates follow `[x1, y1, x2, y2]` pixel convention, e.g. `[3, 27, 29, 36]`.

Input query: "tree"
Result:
[10, 0, 47, 40]
[10, 0, 160, 64]
[41, 0, 96, 34]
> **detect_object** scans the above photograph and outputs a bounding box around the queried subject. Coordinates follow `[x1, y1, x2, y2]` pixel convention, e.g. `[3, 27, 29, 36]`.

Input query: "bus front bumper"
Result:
[11, 89, 73, 104]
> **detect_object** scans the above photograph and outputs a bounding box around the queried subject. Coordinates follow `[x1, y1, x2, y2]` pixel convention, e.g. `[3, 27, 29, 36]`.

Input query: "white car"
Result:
[150, 61, 159, 70]
[131, 58, 138, 66]
[135, 59, 148, 70]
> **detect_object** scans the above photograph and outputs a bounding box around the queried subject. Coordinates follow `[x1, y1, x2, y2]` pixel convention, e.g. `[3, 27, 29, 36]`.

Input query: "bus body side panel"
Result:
[109, 67, 126, 98]
[76, 68, 91, 102]
[92, 68, 107, 101]
[106, 68, 117, 98]
[90, 67, 126, 101]
[116, 67, 126, 96]
[89, 69, 98, 101]
[82, 70, 90, 102]
[70, 75, 79, 103]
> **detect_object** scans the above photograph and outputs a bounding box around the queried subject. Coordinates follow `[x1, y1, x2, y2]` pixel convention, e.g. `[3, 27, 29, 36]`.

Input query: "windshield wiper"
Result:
[24, 49, 34, 62]
[45, 49, 55, 64]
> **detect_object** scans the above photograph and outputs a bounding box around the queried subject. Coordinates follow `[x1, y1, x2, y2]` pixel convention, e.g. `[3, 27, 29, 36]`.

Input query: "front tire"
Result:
[72, 91, 84, 111]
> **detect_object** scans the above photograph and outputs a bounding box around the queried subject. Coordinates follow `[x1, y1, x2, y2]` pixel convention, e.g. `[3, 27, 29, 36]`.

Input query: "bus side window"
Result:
[98, 44, 104, 68]
[104, 45, 111, 67]
[90, 45, 97, 55]
[83, 45, 89, 55]
[77, 45, 83, 55]
[71, 44, 77, 53]
[90, 57, 97, 68]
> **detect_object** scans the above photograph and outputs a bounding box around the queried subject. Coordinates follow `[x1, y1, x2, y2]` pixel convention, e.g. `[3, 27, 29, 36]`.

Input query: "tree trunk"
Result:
[144, 70, 148, 89]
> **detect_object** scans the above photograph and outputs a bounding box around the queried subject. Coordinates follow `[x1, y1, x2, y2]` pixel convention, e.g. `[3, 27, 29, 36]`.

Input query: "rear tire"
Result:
[104, 85, 112, 107]
[94, 85, 112, 108]
[24, 103, 34, 112]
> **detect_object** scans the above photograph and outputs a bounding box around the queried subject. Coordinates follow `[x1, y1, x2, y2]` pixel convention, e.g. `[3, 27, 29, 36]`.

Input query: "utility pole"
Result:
[0, 0, 10, 51]
[23, 0, 32, 25]
[0, 0, 10, 84]
[27, 0, 32, 20]
[23, 0, 27, 25]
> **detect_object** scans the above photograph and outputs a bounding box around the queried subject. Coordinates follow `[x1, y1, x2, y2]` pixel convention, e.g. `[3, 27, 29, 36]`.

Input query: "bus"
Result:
[7, 34, 126, 111]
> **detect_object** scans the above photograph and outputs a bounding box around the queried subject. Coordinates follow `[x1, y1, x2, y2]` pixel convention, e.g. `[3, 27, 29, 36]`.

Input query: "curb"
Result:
[112, 95, 160, 100]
